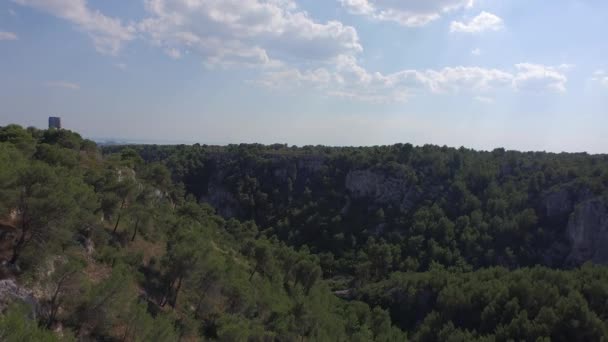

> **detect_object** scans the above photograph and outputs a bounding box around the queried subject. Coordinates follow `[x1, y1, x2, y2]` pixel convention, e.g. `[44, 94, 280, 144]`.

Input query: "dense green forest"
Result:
[113, 143, 608, 273]
[105, 141, 608, 340]
[3, 125, 608, 341]
[0, 125, 404, 341]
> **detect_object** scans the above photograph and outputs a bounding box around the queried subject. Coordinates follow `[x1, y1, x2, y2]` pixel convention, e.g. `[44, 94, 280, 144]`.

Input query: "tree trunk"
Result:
[131, 218, 140, 242]
[194, 295, 204, 318]
[113, 199, 126, 233]
[171, 275, 183, 309]
[121, 321, 131, 342]
[113, 214, 122, 233]
[10, 229, 27, 265]
[160, 278, 176, 307]
[11, 200, 28, 265]
[46, 272, 74, 328]
[194, 280, 213, 317]
[46, 289, 61, 328]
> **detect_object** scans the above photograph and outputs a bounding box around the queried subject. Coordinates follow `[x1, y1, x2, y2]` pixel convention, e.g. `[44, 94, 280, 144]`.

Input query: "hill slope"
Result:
[0, 125, 404, 341]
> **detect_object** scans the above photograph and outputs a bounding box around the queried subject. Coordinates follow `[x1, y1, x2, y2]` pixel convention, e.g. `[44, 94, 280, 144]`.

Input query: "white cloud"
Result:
[0, 31, 18, 41]
[512, 63, 567, 93]
[11, 0, 363, 71]
[11, 0, 135, 55]
[138, 0, 362, 68]
[45, 81, 80, 90]
[340, 0, 474, 27]
[451, 11, 503, 33]
[471, 48, 481, 56]
[165, 48, 182, 60]
[11, 0, 571, 104]
[114, 63, 127, 70]
[474, 96, 494, 103]
[558, 64, 575, 70]
[257, 58, 569, 102]
[417, 66, 513, 93]
[592, 70, 608, 88]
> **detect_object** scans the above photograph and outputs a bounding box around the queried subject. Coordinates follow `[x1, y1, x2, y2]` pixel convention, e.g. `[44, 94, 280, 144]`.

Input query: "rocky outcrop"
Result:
[345, 170, 416, 212]
[567, 198, 608, 265]
[544, 189, 574, 220]
[200, 158, 424, 219]
[0, 279, 38, 318]
[199, 154, 327, 218]
[296, 156, 325, 173]
[201, 182, 242, 218]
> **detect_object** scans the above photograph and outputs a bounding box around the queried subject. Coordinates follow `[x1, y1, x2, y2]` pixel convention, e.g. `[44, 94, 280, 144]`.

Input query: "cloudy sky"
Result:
[1, 0, 607, 152]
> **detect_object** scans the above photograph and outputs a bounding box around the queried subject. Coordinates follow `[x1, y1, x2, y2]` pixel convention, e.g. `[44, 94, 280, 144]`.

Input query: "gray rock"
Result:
[272, 168, 288, 182]
[0, 279, 38, 319]
[567, 198, 608, 265]
[201, 182, 242, 218]
[296, 156, 325, 173]
[345, 170, 416, 212]
[333, 289, 353, 299]
[544, 189, 573, 219]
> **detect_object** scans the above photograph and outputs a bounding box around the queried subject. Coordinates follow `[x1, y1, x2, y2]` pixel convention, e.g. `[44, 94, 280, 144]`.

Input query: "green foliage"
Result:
[5, 125, 608, 341]
[118, 143, 608, 276]
[25, 253, 88, 328]
[0, 124, 37, 156]
[1, 126, 406, 340]
[4, 160, 98, 266]
[359, 265, 608, 341]
[0, 303, 75, 341]
[99, 141, 608, 340]
[40, 129, 83, 151]
[35, 143, 79, 168]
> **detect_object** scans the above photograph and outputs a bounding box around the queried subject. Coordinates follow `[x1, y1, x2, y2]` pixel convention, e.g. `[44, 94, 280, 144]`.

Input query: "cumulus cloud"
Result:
[471, 48, 481, 56]
[591, 70, 608, 87]
[165, 48, 182, 60]
[12, 0, 362, 69]
[0, 31, 18, 41]
[340, 0, 473, 27]
[13, 0, 570, 104]
[11, 0, 135, 55]
[45, 81, 80, 90]
[474, 96, 494, 103]
[138, 0, 362, 67]
[450, 11, 503, 33]
[257, 57, 569, 102]
[558, 64, 575, 70]
[512, 63, 567, 93]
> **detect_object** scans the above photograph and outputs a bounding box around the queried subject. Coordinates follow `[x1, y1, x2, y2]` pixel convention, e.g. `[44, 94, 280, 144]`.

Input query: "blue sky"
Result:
[1, 0, 607, 152]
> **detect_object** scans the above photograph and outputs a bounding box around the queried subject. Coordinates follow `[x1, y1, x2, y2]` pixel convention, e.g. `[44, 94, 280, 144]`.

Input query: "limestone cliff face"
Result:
[566, 198, 608, 265]
[345, 170, 417, 212]
[195, 152, 608, 267]
[199, 155, 423, 218]
[199, 154, 328, 218]
[201, 181, 242, 218]
[0, 279, 38, 318]
[543, 189, 574, 221]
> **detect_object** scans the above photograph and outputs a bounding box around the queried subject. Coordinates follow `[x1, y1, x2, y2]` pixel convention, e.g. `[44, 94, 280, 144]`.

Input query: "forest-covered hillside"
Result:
[113, 143, 608, 273]
[102, 141, 608, 340]
[2, 125, 608, 341]
[0, 125, 404, 341]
